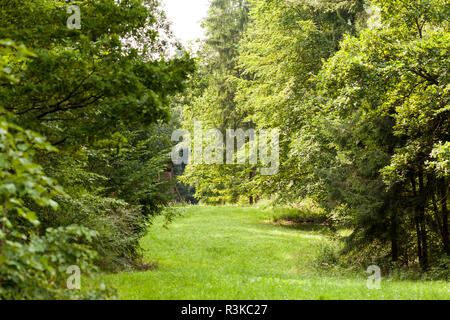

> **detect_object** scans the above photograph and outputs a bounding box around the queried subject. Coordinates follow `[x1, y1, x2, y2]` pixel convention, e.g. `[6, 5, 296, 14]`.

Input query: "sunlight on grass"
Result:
[101, 206, 449, 300]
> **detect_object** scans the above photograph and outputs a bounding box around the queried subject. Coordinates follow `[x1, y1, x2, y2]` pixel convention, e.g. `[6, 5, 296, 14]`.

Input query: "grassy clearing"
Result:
[100, 206, 449, 300]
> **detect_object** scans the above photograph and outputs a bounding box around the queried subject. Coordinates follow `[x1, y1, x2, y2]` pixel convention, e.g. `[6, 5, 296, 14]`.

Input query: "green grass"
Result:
[100, 206, 449, 300]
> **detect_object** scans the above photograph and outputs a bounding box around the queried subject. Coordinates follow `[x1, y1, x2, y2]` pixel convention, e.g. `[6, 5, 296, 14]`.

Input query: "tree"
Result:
[0, 40, 111, 299]
[235, 0, 366, 202]
[310, 0, 449, 268]
[0, 0, 195, 293]
[180, 0, 253, 204]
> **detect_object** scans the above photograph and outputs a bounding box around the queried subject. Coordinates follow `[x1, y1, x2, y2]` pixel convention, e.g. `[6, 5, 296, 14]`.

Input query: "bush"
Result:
[423, 255, 450, 281]
[39, 195, 150, 272]
[0, 225, 114, 300]
[313, 241, 349, 271]
[0, 107, 111, 299]
[271, 206, 328, 225]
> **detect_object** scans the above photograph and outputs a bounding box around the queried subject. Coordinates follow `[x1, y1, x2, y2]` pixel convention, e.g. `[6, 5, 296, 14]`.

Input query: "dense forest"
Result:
[0, 0, 194, 299]
[180, 0, 449, 275]
[0, 0, 448, 300]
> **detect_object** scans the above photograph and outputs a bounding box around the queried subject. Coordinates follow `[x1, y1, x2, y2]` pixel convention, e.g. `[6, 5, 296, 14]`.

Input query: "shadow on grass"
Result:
[265, 206, 331, 232]
[268, 220, 330, 232]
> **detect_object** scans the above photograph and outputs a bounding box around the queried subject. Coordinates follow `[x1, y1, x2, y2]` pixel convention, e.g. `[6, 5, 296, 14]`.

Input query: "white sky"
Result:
[162, 0, 211, 46]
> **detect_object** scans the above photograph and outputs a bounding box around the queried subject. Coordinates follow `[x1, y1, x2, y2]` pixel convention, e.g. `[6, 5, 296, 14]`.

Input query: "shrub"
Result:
[271, 206, 328, 225]
[0, 108, 111, 299]
[39, 195, 150, 272]
[423, 255, 450, 281]
[313, 241, 349, 271]
[0, 225, 114, 299]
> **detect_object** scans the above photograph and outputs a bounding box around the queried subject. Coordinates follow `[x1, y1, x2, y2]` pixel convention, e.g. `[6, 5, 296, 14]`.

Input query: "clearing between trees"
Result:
[103, 207, 448, 300]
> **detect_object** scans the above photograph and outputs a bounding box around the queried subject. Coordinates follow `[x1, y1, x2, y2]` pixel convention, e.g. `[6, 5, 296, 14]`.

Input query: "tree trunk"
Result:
[418, 169, 428, 270]
[248, 168, 256, 206]
[391, 204, 399, 262]
[432, 192, 444, 241]
[412, 176, 423, 265]
[391, 238, 399, 262]
[441, 178, 449, 255]
[415, 217, 423, 265]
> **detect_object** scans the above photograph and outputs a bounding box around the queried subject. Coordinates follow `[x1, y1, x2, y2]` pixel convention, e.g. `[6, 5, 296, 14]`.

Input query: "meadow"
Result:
[102, 207, 449, 300]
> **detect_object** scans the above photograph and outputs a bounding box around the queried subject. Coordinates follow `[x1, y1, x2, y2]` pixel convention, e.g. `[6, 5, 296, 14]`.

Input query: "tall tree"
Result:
[180, 0, 252, 204]
[236, 0, 366, 202]
[309, 0, 449, 267]
[0, 0, 195, 297]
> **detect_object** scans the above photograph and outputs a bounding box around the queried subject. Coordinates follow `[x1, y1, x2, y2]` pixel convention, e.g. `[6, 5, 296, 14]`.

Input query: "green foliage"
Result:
[0, 66, 108, 299]
[0, 114, 59, 224]
[271, 206, 327, 225]
[180, 0, 254, 204]
[2, 0, 449, 298]
[103, 207, 449, 299]
[0, 43, 111, 298]
[89, 125, 175, 216]
[0, 225, 113, 299]
[181, 0, 368, 204]
[0, 0, 194, 299]
[311, 0, 449, 269]
[40, 195, 148, 272]
[424, 255, 450, 281]
[428, 142, 450, 177]
[181, 0, 449, 275]
[313, 241, 348, 272]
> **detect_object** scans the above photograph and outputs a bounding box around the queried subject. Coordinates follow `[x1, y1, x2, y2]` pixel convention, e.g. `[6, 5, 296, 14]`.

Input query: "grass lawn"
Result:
[100, 206, 449, 300]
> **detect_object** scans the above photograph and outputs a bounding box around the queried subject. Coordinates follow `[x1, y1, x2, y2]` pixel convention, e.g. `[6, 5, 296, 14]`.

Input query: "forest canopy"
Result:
[0, 0, 448, 300]
[0, 0, 194, 299]
[180, 0, 449, 273]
